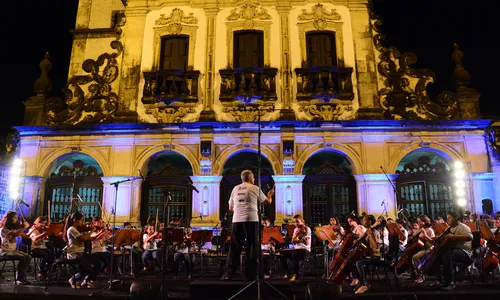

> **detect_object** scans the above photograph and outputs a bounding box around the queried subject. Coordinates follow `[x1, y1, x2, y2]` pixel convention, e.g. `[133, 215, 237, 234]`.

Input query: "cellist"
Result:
[352, 214, 382, 295]
[402, 214, 435, 282]
[429, 210, 473, 290]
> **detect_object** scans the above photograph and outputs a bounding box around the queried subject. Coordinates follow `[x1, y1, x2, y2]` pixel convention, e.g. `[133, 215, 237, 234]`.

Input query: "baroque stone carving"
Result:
[50, 160, 103, 177]
[299, 104, 353, 121]
[368, 1, 458, 120]
[152, 107, 195, 124]
[155, 8, 198, 35]
[222, 106, 274, 122]
[298, 3, 341, 30]
[487, 123, 500, 162]
[227, 0, 271, 29]
[396, 156, 450, 176]
[45, 13, 126, 125]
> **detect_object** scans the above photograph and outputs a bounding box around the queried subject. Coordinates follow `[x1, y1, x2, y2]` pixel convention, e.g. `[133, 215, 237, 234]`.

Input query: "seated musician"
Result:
[142, 225, 161, 272]
[89, 217, 112, 275]
[328, 216, 345, 254]
[353, 214, 382, 295]
[430, 210, 473, 291]
[64, 212, 99, 289]
[173, 227, 194, 279]
[29, 216, 54, 279]
[0, 211, 32, 285]
[396, 219, 408, 252]
[409, 214, 435, 283]
[347, 215, 366, 237]
[261, 217, 280, 279]
[287, 214, 312, 283]
[436, 217, 445, 224]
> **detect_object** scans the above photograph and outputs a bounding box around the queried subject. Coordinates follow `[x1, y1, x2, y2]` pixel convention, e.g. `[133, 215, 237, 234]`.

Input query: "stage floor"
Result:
[1, 273, 499, 300]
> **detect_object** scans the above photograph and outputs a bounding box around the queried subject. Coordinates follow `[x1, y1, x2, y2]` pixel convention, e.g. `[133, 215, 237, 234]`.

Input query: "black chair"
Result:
[0, 256, 22, 285]
[44, 257, 80, 291]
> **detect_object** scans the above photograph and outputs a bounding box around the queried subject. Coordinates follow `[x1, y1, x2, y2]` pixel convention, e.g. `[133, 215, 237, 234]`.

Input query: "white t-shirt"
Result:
[229, 182, 267, 223]
[143, 233, 158, 250]
[67, 227, 85, 259]
[30, 229, 47, 249]
[0, 228, 18, 255]
[400, 227, 409, 247]
[293, 226, 312, 252]
[450, 222, 473, 257]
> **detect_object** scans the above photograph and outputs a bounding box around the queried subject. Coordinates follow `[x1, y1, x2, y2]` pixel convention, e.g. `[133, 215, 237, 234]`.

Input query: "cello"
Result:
[482, 228, 500, 273]
[395, 229, 425, 272]
[418, 226, 452, 274]
[328, 231, 370, 284]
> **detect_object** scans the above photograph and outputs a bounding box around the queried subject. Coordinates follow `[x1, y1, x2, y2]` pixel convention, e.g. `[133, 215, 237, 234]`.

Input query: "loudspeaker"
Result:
[306, 282, 342, 300]
[482, 199, 493, 215]
[129, 282, 161, 300]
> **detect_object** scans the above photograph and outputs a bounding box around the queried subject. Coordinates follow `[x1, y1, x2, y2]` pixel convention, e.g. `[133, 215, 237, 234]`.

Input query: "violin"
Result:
[294, 224, 307, 244]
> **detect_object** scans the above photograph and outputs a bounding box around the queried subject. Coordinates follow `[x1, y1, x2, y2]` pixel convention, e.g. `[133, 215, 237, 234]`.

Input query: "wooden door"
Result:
[233, 31, 264, 68]
[306, 32, 337, 67]
[160, 36, 189, 70]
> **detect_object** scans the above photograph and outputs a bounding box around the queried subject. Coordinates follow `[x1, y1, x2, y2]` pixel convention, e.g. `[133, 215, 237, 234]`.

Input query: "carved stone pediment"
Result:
[155, 8, 198, 35]
[227, 0, 271, 29]
[222, 105, 274, 122]
[147, 107, 196, 124]
[298, 3, 342, 30]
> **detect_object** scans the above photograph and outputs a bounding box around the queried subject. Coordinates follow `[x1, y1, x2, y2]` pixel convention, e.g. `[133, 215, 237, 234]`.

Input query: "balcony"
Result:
[294, 67, 354, 103]
[142, 70, 200, 106]
[219, 67, 278, 107]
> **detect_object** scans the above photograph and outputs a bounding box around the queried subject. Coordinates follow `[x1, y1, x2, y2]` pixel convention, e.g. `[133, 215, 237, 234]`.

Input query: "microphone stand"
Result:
[380, 166, 400, 218]
[228, 105, 288, 300]
[161, 189, 171, 300]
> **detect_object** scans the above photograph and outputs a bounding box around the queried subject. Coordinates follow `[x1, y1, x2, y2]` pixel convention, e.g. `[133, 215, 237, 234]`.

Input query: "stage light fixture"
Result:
[457, 198, 467, 207]
[453, 161, 464, 169]
[9, 158, 24, 200]
[454, 169, 465, 179]
[455, 189, 465, 197]
[455, 180, 465, 188]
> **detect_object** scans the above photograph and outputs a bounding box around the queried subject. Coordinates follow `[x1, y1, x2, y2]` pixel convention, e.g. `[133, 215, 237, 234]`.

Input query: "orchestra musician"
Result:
[396, 219, 409, 251]
[430, 210, 473, 290]
[352, 214, 382, 295]
[409, 214, 435, 283]
[0, 211, 32, 285]
[221, 170, 274, 281]
[89, 217, 112, 275]
[287, 214, 312, 283]
[261, 216, 274, 279]
[436, 217, 445, 224]
[328, 216, 345, 253]
[142, 225, 161, 272]
[173, 226, 194, 279]
[29, 216, 54, 279]
[63, 211, 99, 289]
[347, 215, 366, 237]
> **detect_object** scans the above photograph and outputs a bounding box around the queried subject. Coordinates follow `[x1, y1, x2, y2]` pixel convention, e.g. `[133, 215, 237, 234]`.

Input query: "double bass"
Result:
[328, 231, 370, 284]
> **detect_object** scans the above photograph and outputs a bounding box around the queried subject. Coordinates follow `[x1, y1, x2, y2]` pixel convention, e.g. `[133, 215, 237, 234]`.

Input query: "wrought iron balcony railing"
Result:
[294, 66, 354, 102]
[219, 67, 278, 105]
[142, 70, 200, 105]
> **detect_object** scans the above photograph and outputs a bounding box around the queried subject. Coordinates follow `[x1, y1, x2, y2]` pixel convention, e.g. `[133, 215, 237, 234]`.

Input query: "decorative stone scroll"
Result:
[222, 106, 274, 122]
[45, 13, 126, 125]
[227, 0, 271, 29]
[368, 1, 458, 120]
[299, 103, 353, 121]
[151, 107, 195, 124]
[155, 8, 198, 35]
[298, 3, 342, 30]
[50, 160, 103, 177]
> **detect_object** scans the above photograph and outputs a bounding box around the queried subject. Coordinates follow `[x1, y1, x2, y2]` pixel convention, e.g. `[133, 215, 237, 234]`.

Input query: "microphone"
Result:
[381, 199, 385, 207]
[223, 213, 228, 221]
[188, 182, 199, 193]
[19, 200, 30, 208]
[138, 169, 146, 181]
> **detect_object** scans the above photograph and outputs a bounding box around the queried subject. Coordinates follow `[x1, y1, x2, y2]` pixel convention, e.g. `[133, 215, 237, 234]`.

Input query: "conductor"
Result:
[221, 170, 274, 281]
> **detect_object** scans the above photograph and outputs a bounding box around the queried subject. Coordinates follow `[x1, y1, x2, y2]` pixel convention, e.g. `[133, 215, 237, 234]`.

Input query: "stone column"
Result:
[199, 7, 219, 121]
[101, 176, 142, 226]
[21, 176, 44, 220]
[272, 175, 305, 226]
[470, 173, 496, 214]
[348, 4, 383, 120]
[277, 5, 295, 120]
[490, 163, 500, 212]
[117, 7, 148, 118]
[354, 174, 397, 217]
[189, 176, 223, 227]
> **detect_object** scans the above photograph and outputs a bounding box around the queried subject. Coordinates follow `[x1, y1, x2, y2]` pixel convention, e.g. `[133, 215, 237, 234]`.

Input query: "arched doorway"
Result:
[220, 152, 275, 226]
[141, 152, 193, 226]
[396, 150, 454, 220]
[302, 151, 357, 226]
[44, 153, 104, 222]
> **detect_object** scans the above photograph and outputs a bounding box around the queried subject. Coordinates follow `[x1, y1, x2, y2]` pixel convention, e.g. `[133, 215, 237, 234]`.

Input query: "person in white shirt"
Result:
[396, 219, 409, 250]
[287, 214, 312, 283]
[410, 214, 435, 283]
[431, 210, 473, 291]
[221, 170, 274, 281]
[63, 211, 99, 289]
[0, 211, 32, 285]
[29, 216, 53, 279]
[89, 217, 111, 277]
[142, 225, 161, 271]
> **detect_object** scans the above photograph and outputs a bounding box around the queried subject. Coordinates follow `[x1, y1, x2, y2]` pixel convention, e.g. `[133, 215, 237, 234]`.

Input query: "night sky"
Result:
[1, 0, 498, 152]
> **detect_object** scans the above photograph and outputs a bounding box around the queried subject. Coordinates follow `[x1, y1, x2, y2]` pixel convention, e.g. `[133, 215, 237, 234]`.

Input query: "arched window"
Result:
[220, 152, 275, 227]
[44, 154, 104, 222]
[396, 150, 454, 220]
[141, 152, 193, 225]
[302, 151, 356, 225]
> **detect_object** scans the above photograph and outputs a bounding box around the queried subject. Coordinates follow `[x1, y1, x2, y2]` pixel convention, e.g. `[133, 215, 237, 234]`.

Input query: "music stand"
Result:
[432, 223, 450, 235]
[387, 223, 405, 242]
[314, 226, 337, 247]
[262, 227, 285, 245]
[44, 223, 64, 237]
[192, 230, 213, 248]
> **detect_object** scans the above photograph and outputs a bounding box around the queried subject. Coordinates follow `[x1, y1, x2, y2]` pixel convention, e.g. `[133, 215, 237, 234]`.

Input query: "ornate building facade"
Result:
[13, 0, 500, 227]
